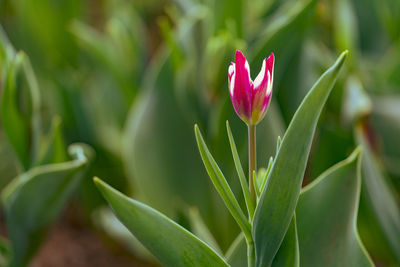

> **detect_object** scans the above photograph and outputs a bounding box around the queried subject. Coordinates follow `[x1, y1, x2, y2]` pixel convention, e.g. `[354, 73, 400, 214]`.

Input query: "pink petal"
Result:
[253, 59, 267, 90]
[231, 50, 252, 120]
[266, 52, 274, 91]
[251, 53, 274, 123]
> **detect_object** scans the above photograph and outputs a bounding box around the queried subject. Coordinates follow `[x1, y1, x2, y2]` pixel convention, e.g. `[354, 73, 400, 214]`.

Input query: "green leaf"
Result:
[1, 144, 90, 267]
[226, 216, 300, 267]
[195, 125, 252, 240]
[122, 51, 218, 226]
[93, 207, 155, 261]
[213, 0, 243, 38]
[158, 17, 184, 70]
[35, 116, 68, 166]
[275, 136, 282, 156]
[355, 125, 400, 264]
[255, 167, 267, 198]
[296, 148, 373, 266]
[0, 26, 15, 70]
[0, 237, 10, 267]
[253, 51, 348, 266]
[187, 207, 223, 255]
[370, 95, 400, 175]
[271, 215, 299, 267]
[93, 177, 228, 267]
[226, 121, 255, 219]
[258, 135, 280, 198]
[333, 0, 359, 67]
[70, 17, 139, 104]
[226, 234, 247, 267]
[10, 0, 81, 67]
[259, 157, 273, 195]
[253, 170, 261, 198]
[250, 0, 316, 91]
[341, 76, 372, 125]
[0, 51, 42, 170]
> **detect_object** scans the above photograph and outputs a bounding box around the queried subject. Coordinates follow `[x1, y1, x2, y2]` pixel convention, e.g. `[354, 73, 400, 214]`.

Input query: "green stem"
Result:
[248, 124, 257, 203]
[246, 238, 255, 267]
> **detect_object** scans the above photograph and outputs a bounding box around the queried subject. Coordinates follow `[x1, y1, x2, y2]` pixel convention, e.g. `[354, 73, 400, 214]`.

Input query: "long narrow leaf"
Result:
[271, 214, 299, 267]
[195, 125, 252, 239]
[1, 45, 42, 170]
[253, 51, 348, 266]
[93, 178, 228, 267]
[226, 121, 255, 219]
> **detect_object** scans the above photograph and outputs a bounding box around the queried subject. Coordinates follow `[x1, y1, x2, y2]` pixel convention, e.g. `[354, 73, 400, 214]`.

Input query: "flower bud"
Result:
[228, 50, 274, 125]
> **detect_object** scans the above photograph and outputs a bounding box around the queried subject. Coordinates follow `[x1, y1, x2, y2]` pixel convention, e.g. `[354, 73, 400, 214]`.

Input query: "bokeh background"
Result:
[0, 0, 399, 266]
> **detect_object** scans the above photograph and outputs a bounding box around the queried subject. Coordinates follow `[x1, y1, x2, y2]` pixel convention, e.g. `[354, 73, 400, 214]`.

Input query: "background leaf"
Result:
[271, 215, 299, 267]
[296, 148, 373, 266]
[187, 207, 223, 255]
[356, 125, 400, 264]
[0, 237, 10, 267]
[225, 234, 247, 267]
[1, 144, 90, 267]
[1, 51, 41, 170]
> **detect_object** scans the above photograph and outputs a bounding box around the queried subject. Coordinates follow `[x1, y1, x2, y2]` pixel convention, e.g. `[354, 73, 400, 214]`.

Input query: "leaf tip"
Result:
[194, 124, 200, 134]
[93, 176, 103, 189]
[337, 50, 349, 66]
[93, 177, 110, 195]
[93, 177, 115, 203]
[194, 124, 201, 139]
[347, 146, 362, 163]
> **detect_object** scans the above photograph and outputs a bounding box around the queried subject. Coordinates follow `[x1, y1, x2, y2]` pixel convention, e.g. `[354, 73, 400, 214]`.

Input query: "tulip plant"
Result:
[93, 49, 374, 266]
[1, 0, 400, 266]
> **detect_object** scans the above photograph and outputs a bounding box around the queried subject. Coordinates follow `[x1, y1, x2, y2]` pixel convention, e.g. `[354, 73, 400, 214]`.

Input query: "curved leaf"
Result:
[271, 215, 299, 267]
[187, 207, 223, 255]
[1, 144, 90, 267]
[356, 125, 400, 263]
[35, 116, 68, 166]
[226, 121, 255, 219]
[1, 51, 41, 170]
[195, 125, 251, 240]
[296, 148, 373, 266]
[93, 178, 228, 267]
[341, 76, 372, 126]
[250, 0, 316, 91]
[226, 234, 247, 267]
[253, 51, 348, 266]
[0, 237, 10, 267]
[226, 216, 299, 267]
[122, 50, 215, 225]
[370, 95, 400, 175]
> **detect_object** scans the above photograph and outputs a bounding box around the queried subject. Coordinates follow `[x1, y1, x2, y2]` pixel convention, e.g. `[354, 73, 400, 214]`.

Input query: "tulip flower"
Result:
[228, 50, 274, 126]
[228, 49, 275, 203]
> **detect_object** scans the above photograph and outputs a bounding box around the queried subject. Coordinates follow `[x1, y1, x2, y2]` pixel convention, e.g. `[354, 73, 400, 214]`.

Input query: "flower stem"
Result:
[246, 238, 255, 267]
[248, 125, 257, 203]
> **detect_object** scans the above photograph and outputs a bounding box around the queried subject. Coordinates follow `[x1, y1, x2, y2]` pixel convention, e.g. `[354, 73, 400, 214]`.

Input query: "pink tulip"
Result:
[228, 50, 274, 125]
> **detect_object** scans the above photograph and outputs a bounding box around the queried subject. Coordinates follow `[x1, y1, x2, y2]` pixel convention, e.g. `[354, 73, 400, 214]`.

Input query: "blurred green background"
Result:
[0, 0, 399, 266]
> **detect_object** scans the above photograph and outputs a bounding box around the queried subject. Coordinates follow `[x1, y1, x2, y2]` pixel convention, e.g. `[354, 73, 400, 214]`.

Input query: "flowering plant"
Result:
[93, 49, 373, 267]
[0, 0, 399, 265]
